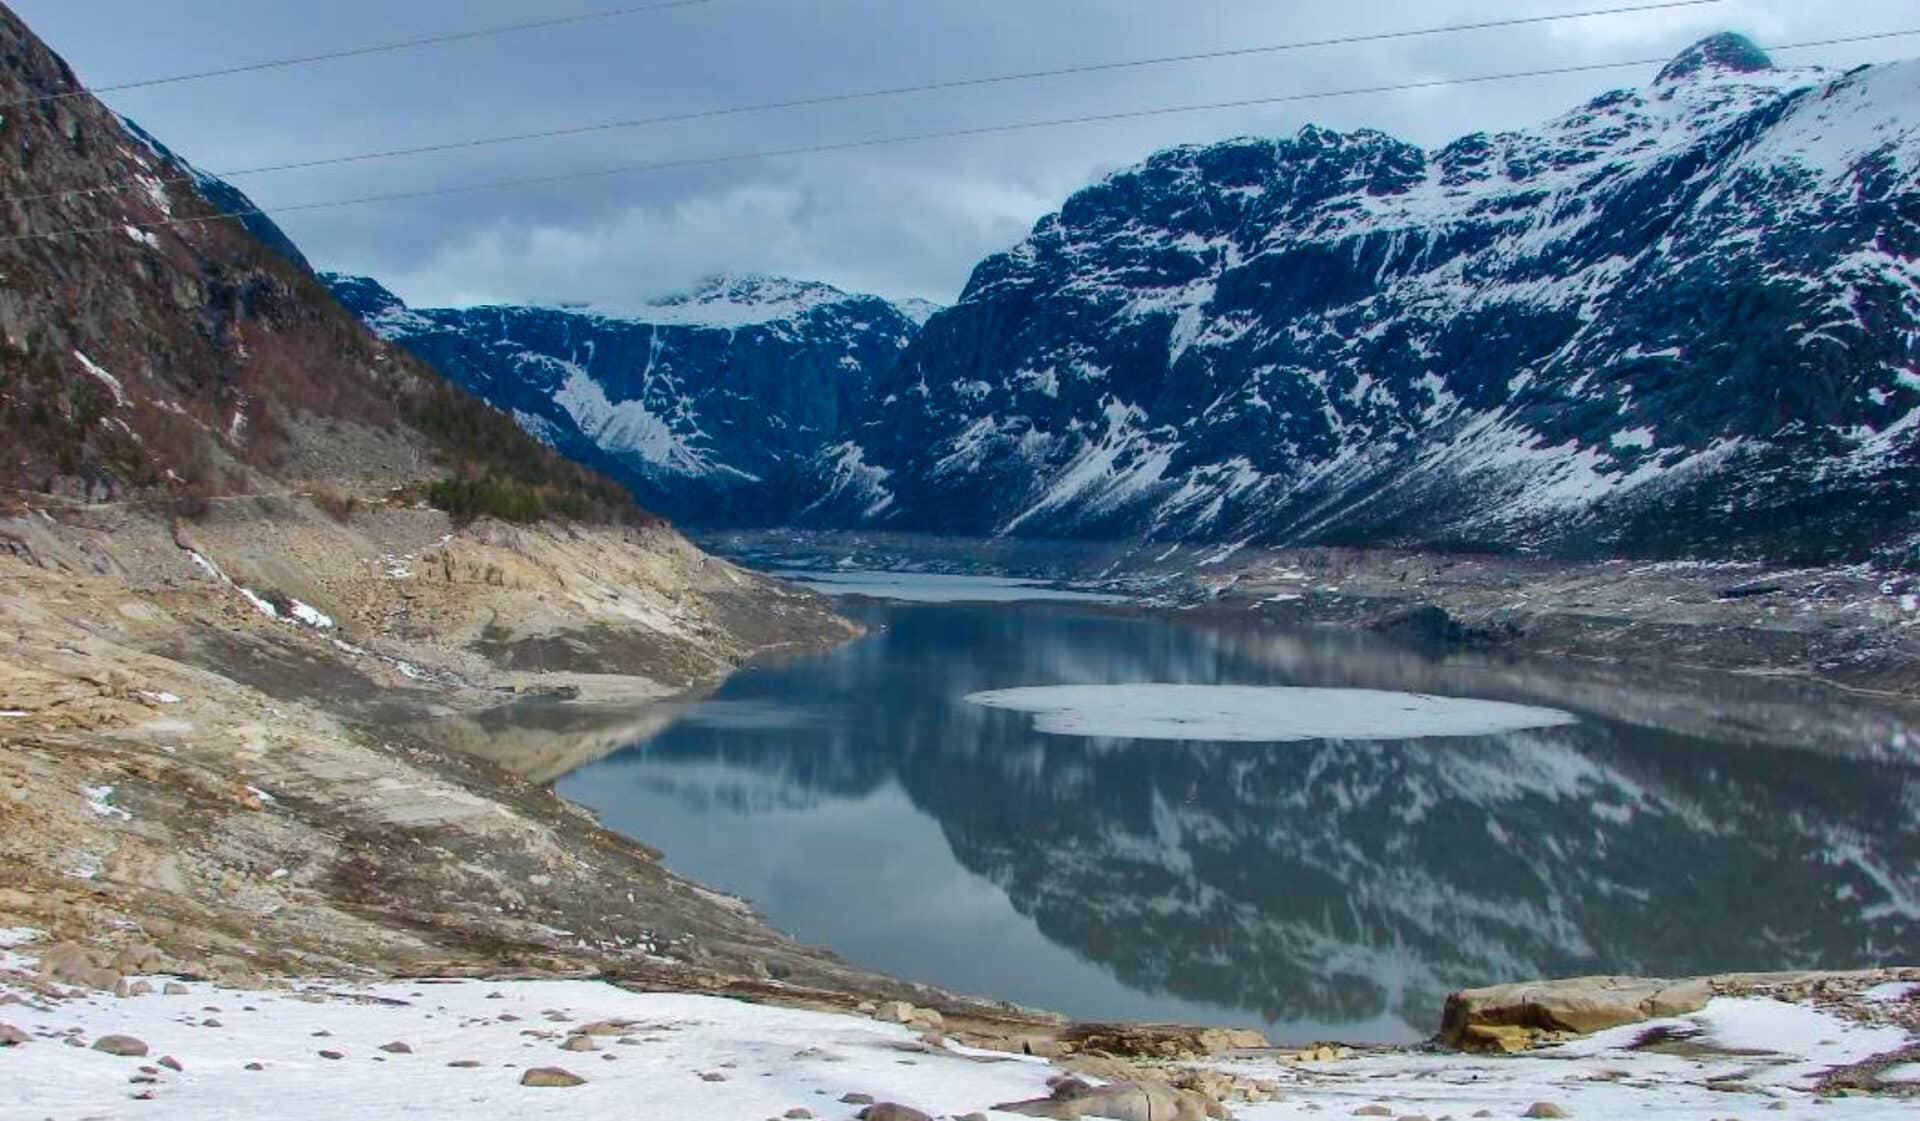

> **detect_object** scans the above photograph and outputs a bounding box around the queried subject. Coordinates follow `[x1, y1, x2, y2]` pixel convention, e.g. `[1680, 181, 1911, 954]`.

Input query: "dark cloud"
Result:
[17, 0, 1917, 308]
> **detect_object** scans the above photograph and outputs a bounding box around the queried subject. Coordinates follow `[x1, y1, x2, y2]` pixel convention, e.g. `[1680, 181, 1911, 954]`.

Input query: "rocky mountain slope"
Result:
[337, 34, 1920, 566]
[324, 274, 934, 525]
[0, 4, 635, 525]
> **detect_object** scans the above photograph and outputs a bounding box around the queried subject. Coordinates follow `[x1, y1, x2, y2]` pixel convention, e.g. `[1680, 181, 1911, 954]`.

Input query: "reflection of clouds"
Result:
[559, 602, 1920, 1042]
[674, 699, 844, 732]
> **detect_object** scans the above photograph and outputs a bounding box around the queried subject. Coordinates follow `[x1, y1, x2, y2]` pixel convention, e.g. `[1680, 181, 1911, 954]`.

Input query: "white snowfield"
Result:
[965, 684, 1577, 742]
[0, 930, 1915, 1120]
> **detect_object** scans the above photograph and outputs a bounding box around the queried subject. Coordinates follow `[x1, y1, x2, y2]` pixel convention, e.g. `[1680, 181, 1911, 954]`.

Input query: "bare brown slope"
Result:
[0, 2, 637, 524]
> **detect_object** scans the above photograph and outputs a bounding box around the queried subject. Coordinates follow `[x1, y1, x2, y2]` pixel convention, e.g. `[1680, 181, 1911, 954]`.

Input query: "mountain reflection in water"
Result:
[556, 599, 1920, 1043]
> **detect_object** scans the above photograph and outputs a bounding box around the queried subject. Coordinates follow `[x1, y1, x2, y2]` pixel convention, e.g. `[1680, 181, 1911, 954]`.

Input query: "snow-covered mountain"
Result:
[323, 274, 930, 523]
[332, 34, 1920, 563]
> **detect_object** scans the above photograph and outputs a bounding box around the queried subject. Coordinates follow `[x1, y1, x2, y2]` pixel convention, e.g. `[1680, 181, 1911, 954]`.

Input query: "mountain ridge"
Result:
[330, 33, 1920, 565]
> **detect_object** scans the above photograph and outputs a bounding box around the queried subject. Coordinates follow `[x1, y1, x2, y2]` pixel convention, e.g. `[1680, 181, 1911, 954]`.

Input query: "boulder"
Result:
[1440, 977, 1712, 1052]
[995, 1081, 1215, 1121]
[0, 1022, 28, 1046]
[871, 1001, 916, 1024]
[520, 1067, 585, 1087]
[92, 1035, 149, 1057]
[857, 1106, 934, 1121]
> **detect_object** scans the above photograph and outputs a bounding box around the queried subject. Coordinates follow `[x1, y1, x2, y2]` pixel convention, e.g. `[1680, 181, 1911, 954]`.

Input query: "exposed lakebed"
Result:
[557, 573, 1920, 1044]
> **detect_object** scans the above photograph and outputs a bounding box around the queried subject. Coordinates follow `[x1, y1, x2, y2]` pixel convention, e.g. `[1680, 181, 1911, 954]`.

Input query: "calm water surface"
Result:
[557, 587, 1920, 1043]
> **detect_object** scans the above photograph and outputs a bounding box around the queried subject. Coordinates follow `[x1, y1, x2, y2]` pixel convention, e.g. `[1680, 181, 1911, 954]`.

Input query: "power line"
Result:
[0, 0, 717, 110]
[6, 27, 1916, 248]
[8, 0, 1729, 208]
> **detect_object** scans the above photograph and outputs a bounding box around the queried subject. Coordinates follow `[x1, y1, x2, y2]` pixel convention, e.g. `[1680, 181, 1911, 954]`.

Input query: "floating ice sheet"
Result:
[964, 684, 1577, 742]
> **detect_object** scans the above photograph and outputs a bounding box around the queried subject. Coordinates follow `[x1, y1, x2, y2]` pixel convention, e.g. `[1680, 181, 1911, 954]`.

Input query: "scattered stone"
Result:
[448, 1060, 483, 1068]
[0, 1023, 27, 1047]
[701, 1071, 729, 1082]
[1058, 1022, 1267, 1060]
[1354, 1109, 1393, 1118]
[318, 1050, 344, 1061]
[92, 1035, 150, 1058]
[1523, 1106, 1570, 1120]
[785, 1109, 814, 1119]
[378, 1042, 413, 1054]
[520, 1067, 586, 1088]
[244, 1063, 264, 1072]
[858, 1106, 935, 1121]
[872, 1001, 916, 1024]
[202, 1019, 222, 1028]
[162, 983, 188, 995]
[158, 1056, 182, 1072]
[841, 1093, 876, 1105]
[560, 1035, 598, 1053]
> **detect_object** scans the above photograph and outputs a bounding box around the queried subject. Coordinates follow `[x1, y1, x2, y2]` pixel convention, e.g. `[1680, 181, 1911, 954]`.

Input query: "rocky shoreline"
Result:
[708, 530, 1920, 704]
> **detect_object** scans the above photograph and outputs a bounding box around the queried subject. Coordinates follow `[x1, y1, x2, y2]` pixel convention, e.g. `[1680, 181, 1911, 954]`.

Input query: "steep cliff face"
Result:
[324, 274, 932, 525]
[325, 34, 1920, 565]
[871, 33, 1920, 563]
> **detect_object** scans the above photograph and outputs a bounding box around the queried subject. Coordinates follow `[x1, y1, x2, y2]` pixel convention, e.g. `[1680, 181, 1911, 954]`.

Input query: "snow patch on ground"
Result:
[81, 785, 130, 821]
[71, 351, 129, 408]
[965, 685, 1578, 742]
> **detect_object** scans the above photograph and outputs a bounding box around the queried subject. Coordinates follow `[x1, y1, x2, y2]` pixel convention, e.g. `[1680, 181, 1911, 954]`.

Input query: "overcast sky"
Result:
[16, 0, 1918, 310]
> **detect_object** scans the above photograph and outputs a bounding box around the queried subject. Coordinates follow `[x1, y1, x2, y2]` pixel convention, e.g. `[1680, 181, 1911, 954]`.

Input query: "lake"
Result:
[556, 579, 1920, 1044]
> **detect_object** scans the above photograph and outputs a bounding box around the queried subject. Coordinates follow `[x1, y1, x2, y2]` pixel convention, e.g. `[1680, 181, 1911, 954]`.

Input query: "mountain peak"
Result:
[1655, 32, 1775, 85]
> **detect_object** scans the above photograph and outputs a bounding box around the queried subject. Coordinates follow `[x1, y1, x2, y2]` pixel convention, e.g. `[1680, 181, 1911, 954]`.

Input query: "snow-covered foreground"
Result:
[964, 685, 1577, 742]
[2, 930, 1915, 1119]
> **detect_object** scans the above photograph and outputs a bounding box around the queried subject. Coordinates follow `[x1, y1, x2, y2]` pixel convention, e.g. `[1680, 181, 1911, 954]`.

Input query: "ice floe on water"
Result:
[964, 685, 1577, 742]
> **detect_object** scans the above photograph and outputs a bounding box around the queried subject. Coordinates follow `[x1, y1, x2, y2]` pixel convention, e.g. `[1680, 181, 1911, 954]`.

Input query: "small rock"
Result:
[448, 1060, 483, 1068]
[701, 1071, 729, 1082]
[841, 1093, 877, 1105]
[158, 1056, 183, 1072]
[521, 1067, 586, 1088]
[561, 1035, 598, 1053]
[956, 1115, 991, 1121]
[872, 1001, 916, 1024]
[858, 1106, 934, 1121]
[1523, 1107, 1570, 1120]
[318, 1050, 344, 1061]
[378, 1042, 413, 1054]
[93, 1035, 150, 1058]
[1355, 1109, 1393, 1118]
[202, 1019, 222, 1028]
[0, 1023, 28, 1047]
[244, 1062, 265, 1071]
[163, 983, 189, 995]
[785, 1110, 815, 1119]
